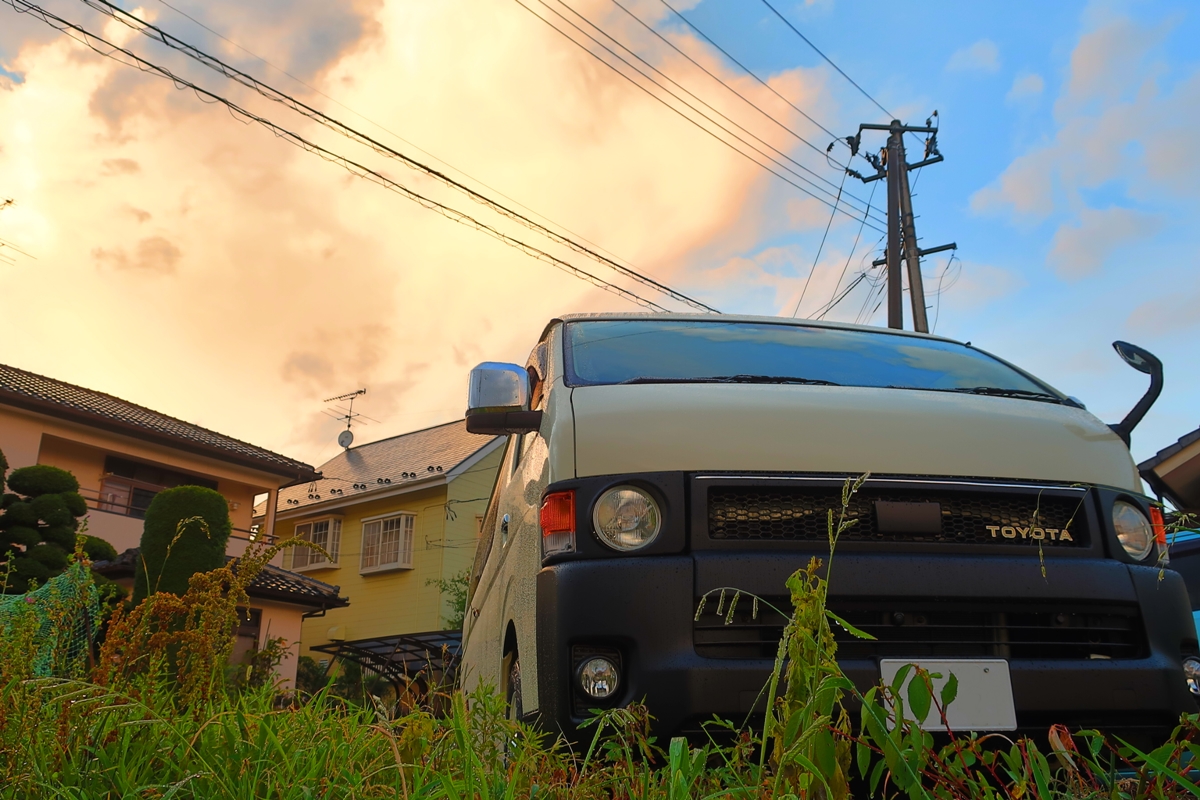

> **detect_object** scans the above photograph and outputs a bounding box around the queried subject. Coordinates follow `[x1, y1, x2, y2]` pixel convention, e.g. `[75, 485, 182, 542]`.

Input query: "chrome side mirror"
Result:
[465, 362, 543, 435]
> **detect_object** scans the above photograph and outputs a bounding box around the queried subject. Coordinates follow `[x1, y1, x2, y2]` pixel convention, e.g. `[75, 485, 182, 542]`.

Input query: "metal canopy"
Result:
[311, 630, 462, 693]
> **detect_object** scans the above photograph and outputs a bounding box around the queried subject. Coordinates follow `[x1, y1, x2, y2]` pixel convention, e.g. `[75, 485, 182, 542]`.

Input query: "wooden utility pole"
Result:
[846, 116, 955, 332]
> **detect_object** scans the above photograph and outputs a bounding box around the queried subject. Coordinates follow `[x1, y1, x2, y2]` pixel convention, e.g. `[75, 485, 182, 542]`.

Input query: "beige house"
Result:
[0, 361, 335, 684]
[1140, 426, 1200, 514]
[260, 420, 502, 687]
[0, 362, 317, 555]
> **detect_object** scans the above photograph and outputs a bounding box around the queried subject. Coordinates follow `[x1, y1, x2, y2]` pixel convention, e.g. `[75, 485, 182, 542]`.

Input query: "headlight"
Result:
[593, 485, 661, 551]
[1112, 500, 1154, 560]
[1183, 657, 1200, 698]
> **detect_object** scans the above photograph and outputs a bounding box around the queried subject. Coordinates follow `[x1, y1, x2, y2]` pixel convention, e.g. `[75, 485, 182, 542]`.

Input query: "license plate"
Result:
[879, 659, 1017, 732]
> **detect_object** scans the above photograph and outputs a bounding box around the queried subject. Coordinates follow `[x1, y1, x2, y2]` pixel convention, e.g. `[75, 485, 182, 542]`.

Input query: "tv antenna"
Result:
[324, 388, 367, 448]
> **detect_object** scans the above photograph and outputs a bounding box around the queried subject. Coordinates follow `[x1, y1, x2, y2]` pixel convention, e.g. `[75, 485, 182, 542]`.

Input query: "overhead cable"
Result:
[813, 179, 877, 320]
[657, 1, 846, 147]
[549, 0, 878, 221]
[602, 0, 882, 221]
[149, 0, 654, 293]
[73, 0, 716, 313]
[511, 0, 884, 232]
[790, 169, 846, 318]
[6, 0, 672, 312]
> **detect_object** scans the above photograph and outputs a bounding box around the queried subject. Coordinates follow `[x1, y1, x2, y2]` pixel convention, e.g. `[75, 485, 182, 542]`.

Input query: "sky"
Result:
[0, 0, 1196, 472]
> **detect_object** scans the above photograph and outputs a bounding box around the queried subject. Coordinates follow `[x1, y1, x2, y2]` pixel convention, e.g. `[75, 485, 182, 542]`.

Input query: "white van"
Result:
[460, 313, 1198, 747]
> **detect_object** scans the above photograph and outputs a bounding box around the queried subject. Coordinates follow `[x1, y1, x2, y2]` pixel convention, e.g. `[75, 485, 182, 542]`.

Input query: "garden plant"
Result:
[0, 477, 1196, 798]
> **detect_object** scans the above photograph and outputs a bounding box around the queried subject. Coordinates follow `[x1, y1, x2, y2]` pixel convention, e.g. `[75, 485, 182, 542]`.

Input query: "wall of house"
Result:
[279, 483, 460, 658]
[255, 599, 306, 687]
[0, 405, 281, 557]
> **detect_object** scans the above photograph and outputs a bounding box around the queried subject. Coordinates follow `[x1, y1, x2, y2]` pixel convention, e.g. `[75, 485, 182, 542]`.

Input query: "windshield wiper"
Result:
[886, 385, 1067, 404]
[620, 374, 840, 386]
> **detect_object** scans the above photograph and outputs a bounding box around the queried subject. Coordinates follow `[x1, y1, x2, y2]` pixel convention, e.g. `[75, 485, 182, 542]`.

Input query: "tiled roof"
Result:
[274, 420, 501, 513]
[1139, 426, 1200, 472]
[93, 548, 348, 610]
[0, 362, 317, 482]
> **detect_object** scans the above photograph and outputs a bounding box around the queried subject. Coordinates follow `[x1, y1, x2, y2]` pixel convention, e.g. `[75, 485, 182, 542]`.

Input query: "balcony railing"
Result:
[78, 486, 276, 544]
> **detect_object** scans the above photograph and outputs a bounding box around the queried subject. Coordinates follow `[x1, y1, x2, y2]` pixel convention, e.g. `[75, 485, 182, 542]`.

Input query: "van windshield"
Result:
[564, 320, 1062, 401]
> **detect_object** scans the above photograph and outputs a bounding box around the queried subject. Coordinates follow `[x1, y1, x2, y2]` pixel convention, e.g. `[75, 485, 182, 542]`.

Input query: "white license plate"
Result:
[879, 659, 1017, 732]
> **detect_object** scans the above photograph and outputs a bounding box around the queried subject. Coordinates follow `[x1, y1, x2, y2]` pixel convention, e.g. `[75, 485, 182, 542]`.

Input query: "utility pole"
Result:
[844, 114, 955, 332]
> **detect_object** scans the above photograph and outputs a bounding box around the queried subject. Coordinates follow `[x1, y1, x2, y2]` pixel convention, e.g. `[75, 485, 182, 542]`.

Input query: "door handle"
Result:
[501, 513, 510, 546]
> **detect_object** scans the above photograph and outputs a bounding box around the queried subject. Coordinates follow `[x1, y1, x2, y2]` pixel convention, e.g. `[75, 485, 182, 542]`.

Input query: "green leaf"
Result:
[826, 610, 876, 640]
[856, 740, 873, 779]
[907, 673, 932, 724]
[890, 663, 914, 696]
[939, 672, 958, 711]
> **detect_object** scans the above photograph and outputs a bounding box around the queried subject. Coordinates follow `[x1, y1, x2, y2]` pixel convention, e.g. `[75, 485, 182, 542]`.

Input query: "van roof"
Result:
[551, 312, 960, 344]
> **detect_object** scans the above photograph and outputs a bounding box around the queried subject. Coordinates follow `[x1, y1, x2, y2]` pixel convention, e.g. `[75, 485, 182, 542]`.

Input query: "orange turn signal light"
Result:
[1150, 506, 1167, 548]
[540, 490, 575, 536]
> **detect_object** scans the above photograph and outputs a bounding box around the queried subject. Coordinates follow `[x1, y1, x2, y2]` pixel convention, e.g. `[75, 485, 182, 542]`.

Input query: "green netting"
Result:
[0, 561, 100, 678]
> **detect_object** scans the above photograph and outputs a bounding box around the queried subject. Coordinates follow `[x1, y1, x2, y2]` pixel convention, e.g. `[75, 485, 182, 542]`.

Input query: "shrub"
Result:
[133, 485, 231, 602]
[80, 535, 118, 563]
[0, 463, 89, 593]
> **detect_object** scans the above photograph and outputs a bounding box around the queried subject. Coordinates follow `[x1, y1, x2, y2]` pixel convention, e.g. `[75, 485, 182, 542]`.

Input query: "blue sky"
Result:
[662, 0, 1198, 465]
[0, 0, 1194, 468]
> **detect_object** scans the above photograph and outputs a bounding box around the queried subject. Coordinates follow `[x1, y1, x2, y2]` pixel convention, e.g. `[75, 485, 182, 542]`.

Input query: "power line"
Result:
[812, 179, 877, 320]
[549, 0, 879, 222]
[510, 0, 884, 231]
[657, 0, 847, 148]
[148, 0, 659, 308]
[604, 0, 883, 219]
[7, 0, 672, 312]
[791, 169, 846, 317]
[757, 0, 892, 121]
[74, 0, 716, 313]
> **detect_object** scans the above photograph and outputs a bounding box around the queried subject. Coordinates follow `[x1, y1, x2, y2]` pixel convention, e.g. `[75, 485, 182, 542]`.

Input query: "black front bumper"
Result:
[534, 553, 1198, 748]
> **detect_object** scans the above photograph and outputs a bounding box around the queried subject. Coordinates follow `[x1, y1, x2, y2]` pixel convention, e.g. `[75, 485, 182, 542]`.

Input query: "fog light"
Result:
[576, 656, 620, 700]
[1184, 657, 1200, 698]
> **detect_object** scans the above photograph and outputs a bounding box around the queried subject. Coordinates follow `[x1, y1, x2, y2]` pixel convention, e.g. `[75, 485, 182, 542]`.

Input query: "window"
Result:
[293, 518, 341, 569]
[98, 455, 218, 519]
[563, 320, 1060, 399]
[361, 514, 415, 573]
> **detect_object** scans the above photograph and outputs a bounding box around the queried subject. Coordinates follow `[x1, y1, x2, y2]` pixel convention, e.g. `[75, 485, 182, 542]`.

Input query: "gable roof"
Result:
[272, 419, 501, 514]
[93, 548, 349, 611]
[0, 362, 317, 484]
[1139, 424, 1200, 511]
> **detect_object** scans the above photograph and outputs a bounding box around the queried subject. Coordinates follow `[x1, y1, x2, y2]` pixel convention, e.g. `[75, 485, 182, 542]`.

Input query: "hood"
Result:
[570, 383, 1141, 490]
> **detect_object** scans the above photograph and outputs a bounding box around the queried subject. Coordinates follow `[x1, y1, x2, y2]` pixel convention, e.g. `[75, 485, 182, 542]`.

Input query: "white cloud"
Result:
[946, 39, 1000, 74]
[0, 0, 846, 462]
[1127, 283, 1200, 337]
[1006, 72, 1044, 104]
[1046, 207, 1161, 280]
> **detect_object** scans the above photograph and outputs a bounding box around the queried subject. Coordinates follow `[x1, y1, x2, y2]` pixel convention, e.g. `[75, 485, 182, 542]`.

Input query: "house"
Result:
[0, 362, 319, 557]
[93, 547, 348, 683]
[260, 420, 503, 685]
[1140, 425, 1200, 514]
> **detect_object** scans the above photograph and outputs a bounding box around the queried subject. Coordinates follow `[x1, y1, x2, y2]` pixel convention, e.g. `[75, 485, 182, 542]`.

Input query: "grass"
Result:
[1, 482, 1198, 798]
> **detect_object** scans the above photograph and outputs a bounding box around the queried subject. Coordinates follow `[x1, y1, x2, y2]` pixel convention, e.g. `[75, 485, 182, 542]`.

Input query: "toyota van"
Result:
[459, 313, 1199, 747]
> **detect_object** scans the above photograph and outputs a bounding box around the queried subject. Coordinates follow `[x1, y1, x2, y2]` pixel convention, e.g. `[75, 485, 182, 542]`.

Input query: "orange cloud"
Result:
[0, 0, 847, 462]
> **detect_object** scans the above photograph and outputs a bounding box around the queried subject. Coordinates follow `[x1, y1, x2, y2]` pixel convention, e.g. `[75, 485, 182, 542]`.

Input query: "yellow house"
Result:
[0, 361, 336, 685]
[265, 420, 502, 685]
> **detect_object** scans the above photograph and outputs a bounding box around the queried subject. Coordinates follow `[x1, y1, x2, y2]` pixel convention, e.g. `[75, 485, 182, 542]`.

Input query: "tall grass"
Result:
[1, 483, 1197, 798]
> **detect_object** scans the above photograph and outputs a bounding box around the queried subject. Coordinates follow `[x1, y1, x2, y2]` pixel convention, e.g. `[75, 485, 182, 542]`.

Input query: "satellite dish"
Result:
[338, 429, 354, 448]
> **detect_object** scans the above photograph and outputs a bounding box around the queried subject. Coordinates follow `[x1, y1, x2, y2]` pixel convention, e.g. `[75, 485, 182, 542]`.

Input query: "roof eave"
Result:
[0, 389, 319, 484]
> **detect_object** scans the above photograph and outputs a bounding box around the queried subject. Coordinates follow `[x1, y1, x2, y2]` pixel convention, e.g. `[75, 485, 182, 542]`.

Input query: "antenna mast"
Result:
[325, 388, 367, 448]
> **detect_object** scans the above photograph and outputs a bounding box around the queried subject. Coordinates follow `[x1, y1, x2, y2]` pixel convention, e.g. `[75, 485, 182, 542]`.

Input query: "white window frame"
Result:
[359, 512, 415, 574]
[291, 517, 342, 571]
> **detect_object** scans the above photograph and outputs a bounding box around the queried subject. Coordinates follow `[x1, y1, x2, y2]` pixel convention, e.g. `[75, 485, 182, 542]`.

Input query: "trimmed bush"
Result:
[6, 465, 79, 497]
[133, 486, 231, 602]
[81, 535, 118, 563]
[0, 463, 89, 593]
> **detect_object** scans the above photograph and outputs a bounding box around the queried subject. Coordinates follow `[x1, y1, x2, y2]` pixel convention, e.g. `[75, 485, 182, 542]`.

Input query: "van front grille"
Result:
[694, 596, 1144, 661]
[707, 485, 1088, 546]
